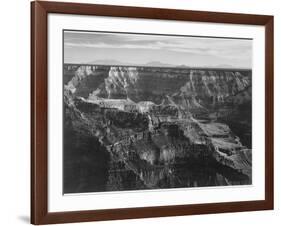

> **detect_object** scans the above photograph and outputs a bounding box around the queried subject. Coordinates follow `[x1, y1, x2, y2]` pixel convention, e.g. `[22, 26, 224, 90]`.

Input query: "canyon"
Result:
[63, 64, 252, 193]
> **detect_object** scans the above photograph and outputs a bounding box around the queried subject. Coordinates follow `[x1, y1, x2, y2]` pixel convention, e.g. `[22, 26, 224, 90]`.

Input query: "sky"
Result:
[64, 31, 252, 68]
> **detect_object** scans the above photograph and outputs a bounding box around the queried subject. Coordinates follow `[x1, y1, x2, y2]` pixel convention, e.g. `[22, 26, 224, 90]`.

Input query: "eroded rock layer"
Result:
[63, 64, 252, 193]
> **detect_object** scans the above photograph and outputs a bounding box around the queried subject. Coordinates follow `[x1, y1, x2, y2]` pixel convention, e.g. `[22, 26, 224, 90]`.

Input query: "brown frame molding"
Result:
[31, 1, 274, 224]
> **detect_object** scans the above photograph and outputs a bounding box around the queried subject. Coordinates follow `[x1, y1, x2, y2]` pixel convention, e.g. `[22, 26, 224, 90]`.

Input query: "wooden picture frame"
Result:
[31, 1, 274, 224]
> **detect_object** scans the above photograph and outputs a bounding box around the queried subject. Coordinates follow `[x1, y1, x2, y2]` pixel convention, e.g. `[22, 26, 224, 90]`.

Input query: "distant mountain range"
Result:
[87, 59, 125, 65]
[86, 59, 190, 68]
[77, 59, 248, 69]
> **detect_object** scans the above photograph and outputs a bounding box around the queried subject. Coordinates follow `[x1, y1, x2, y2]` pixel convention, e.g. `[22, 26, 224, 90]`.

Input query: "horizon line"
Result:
[63, 63, 252, 71]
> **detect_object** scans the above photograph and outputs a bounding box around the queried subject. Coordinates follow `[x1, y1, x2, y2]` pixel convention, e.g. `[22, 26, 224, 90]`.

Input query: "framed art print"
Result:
[31, 1, 274, 224]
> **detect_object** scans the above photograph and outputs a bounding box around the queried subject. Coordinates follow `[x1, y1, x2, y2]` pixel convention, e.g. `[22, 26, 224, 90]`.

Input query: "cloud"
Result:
[64, 31, 252, 65]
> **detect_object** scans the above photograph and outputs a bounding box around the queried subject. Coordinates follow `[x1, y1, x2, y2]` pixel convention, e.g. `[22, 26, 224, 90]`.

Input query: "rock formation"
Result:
[63, 64, 252, 193]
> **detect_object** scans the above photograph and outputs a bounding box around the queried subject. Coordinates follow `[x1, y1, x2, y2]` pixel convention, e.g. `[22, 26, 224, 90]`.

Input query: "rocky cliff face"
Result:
[63, 64, 252, 193]
[66, 65, 251, 106]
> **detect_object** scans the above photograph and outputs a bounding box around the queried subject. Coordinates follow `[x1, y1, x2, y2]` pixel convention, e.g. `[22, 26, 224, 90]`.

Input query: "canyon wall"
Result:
[65, 64, 251, 106]
[63, 64, 252, 193]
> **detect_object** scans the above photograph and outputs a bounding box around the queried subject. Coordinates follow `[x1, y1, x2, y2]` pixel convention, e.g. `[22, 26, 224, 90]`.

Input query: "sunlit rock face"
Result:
[105, 67, 140, 99]
[66, 65, 251, 106]
[63, 64, 252, 193]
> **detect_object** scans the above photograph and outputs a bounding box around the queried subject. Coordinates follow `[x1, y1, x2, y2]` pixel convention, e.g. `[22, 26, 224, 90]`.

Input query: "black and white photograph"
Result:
[63, 30, 252, 194]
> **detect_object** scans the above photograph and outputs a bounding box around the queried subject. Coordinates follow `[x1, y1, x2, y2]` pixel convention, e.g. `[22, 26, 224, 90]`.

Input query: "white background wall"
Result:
[0, 0, 279, 225]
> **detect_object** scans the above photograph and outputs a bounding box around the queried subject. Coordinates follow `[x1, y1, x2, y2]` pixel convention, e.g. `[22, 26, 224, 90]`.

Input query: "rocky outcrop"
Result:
[65, 65, 109, 97]
[105, 67, 139, 99]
